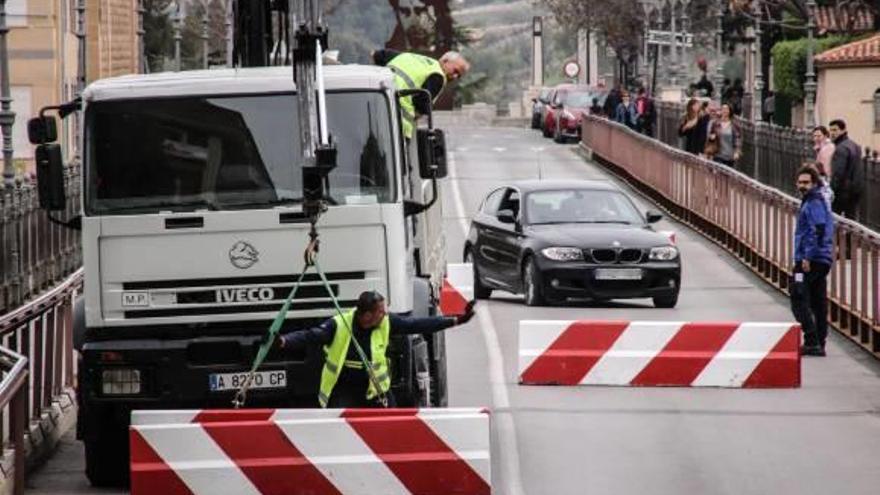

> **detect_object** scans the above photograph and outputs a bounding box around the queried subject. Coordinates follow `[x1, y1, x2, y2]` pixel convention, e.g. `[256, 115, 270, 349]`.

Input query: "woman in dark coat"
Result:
[678, 98, 711, 156]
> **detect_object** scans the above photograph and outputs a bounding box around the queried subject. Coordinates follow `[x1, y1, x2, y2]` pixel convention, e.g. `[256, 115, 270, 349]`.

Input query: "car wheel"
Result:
[553, 124, 564, 143]
[653, 293, 679, 308]
[464, 248, 491, 300]
[522, 257, 546, 306]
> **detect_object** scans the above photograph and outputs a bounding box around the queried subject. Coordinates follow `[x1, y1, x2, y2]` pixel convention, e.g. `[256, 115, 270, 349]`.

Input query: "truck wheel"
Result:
[85, 434, 129, 487]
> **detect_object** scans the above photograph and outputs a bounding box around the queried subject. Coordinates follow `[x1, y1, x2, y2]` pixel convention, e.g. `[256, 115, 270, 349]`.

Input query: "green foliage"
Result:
[771, 35, 853, 100]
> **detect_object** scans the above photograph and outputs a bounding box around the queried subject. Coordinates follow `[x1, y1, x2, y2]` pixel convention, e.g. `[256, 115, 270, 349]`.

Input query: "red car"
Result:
[544, 85, 604, 143]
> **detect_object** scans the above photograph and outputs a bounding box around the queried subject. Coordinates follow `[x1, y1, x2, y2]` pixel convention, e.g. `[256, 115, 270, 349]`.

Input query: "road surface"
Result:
[26, 121, 880, 494]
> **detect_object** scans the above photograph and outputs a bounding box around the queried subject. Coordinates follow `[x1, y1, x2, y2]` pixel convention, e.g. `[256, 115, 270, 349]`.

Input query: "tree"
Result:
[143, 0, 174, 72]
[541, 0, 644, 77]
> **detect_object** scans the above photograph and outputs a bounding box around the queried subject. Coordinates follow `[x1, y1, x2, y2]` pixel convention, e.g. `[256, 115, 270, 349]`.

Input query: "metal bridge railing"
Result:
[0, 268, 81, 494]
[1, 164, 82, 315]
[583, 115, 880, 359]
[653, 101, 880, 232]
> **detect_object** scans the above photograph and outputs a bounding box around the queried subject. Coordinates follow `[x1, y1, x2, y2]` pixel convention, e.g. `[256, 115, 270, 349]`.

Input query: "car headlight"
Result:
[541, 247, 584, 261]
[649, 246, 679, 261]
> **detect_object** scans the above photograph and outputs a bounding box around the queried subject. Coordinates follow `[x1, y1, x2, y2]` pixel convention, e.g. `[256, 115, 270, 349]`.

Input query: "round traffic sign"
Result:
[563, 61, 580, 78]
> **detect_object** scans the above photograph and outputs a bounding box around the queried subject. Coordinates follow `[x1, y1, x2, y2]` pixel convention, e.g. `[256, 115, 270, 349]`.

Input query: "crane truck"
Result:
[29, 0, 451, 486]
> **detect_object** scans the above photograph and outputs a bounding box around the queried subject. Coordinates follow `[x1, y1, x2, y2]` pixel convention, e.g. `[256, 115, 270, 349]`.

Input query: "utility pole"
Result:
[174, 1, 183, 71]
[0, 0, 16, 188]
[137, 0, 146, 73]
[225, 0, 234, 67]
[641, 1, 652, 86]
[751, 0, 763, 123]
[804, 0, 817, 128]
[202, 1, 210, 69]
[577, 29, 588, 85]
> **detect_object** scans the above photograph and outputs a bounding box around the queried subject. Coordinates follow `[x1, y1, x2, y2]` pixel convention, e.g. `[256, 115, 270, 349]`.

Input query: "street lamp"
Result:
[0, 0, 16, 188]
[225, 0, 234, 67]
[641, 1, 653, 84]
[669, 0, 679, 86]
[713, 0, 725, 103]
[137, 0, 146, 73]
[751, 0, 764, 122]
[804, 0, 817, 127]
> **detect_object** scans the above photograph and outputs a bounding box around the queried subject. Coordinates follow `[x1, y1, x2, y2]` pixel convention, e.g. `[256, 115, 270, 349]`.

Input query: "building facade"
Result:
[815, 33, 880, 151]
[6, 0, 139, 169]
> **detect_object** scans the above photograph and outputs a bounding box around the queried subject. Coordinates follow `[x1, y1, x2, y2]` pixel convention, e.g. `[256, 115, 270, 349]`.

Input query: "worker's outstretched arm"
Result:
[390, 300, 476, 335]
[275, 319, 337, 350]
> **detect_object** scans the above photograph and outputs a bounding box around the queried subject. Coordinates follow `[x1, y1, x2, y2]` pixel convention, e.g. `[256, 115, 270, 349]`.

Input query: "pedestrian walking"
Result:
[614, 91, 639, 130]
[589, 97, 604, 117]
[763, 91, 776, 123]
[705, 103, 742, 166]
[603, 86, 622, 120]
[791, 165, 835, 357]
[812, 126, 835, 177]
[635, 87, 656, 137]
[804, 161, 834, 208]
[678, 98, 710, 156]
[828, 119, 864, 219]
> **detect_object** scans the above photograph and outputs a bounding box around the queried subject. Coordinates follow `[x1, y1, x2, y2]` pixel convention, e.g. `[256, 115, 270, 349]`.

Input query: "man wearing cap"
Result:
[272, 291, 475, 408]
[371, 49, 470, 138]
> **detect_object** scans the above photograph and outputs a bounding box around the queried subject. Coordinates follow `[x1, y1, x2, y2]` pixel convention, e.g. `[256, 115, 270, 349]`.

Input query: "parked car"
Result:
[463, 180, 681, 308]
[531, 87, 552, 129]
[543, 84, 591, 139]
[551, 90, 607, 143]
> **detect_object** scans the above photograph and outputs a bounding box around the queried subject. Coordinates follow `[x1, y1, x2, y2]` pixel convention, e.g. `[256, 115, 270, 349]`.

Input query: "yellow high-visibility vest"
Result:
[318, 309, 391, 407]
[387, 52, 445, 138]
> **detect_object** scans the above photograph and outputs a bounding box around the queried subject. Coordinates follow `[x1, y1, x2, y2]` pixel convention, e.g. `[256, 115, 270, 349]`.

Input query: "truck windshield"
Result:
[85, 91, 396, 214]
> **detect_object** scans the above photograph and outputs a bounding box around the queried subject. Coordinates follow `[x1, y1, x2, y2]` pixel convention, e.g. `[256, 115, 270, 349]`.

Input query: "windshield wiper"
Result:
[107, 200, 219, 213]
[532, 220, 632, 225]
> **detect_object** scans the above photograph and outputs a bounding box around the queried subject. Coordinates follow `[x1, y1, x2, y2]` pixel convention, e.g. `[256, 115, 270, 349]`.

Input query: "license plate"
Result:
[209, 370, 287, 392]
[594, 268, 643, 280]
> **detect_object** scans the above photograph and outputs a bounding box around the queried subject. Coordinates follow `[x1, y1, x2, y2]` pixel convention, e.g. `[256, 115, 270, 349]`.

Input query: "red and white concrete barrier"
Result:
[440, 263, 473, 316]
[518, 320, 800, 388]
[130, 408, 491, 495]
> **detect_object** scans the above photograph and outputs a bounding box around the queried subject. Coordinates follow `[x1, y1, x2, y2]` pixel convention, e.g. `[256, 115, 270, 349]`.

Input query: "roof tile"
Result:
[815, 33, 880, 67]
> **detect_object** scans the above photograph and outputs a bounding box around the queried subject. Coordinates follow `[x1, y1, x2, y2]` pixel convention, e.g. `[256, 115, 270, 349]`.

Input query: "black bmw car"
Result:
[464, 180, 681, 307]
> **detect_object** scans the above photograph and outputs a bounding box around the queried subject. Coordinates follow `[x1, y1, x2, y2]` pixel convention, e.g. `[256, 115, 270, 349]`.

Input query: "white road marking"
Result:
[492, 147, 507, 152]
[449, 151, 525, 495]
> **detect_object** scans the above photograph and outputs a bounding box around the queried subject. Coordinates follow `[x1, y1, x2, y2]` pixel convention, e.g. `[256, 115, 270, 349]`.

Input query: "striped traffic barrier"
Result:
[130, 408, 491, 495]
[440, 263, 473, 316]
[518, 320, 800, 388]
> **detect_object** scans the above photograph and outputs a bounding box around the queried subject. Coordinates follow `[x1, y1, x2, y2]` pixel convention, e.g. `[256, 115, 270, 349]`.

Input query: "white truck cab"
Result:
[30, 64, 450, 486]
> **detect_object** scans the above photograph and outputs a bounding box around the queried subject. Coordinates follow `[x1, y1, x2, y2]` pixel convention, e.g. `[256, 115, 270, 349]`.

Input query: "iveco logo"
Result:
[216, 287, 274, 303]
[229, 241, 259, 269]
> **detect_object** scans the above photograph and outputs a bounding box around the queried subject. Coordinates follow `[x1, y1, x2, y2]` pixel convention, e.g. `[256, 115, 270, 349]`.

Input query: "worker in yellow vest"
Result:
[273, 290, 475, 408]
[372, 49, 471, 138]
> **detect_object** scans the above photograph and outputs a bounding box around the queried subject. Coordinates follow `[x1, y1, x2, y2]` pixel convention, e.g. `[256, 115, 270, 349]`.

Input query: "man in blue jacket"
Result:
[792, 165, 835, 356]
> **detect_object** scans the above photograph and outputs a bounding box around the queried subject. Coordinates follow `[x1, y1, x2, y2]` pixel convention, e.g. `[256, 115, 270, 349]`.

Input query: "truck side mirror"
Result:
[416, 128, 448, 179]
[36, 144, 66, 210]
[28, 116, 58, 144]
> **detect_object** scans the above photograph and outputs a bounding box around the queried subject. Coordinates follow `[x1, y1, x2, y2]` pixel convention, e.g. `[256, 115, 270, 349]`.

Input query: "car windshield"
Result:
[85, 91, 396, 215]
[526, 189, 643, 225]
[563, 91, 591, 108]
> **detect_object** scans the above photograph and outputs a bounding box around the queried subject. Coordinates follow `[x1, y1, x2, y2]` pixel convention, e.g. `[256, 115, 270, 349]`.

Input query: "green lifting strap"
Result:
[232, 244, 389, 408]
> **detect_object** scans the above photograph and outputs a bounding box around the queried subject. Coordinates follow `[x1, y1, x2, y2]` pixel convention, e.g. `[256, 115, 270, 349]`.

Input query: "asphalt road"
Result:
[25, 121, 880, 494]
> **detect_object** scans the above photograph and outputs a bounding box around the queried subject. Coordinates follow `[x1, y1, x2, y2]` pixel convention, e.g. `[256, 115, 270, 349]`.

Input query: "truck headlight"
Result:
[541, 247, 584, 261]
[101, 368, 142, 395]
[649, 246, 679, 261]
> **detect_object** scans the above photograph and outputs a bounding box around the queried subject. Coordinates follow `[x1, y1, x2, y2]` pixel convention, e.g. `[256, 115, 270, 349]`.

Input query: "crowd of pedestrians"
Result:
[591, 85, 656, 137]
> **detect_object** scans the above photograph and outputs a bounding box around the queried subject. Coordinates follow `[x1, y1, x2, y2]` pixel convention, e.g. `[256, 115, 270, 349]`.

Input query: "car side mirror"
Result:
[36, 144, 66, 210]
[646, 210, 663, 224]
[497, 209, 516, 224]
[416, 128, 447, 179]
[28, 116, 57, 144]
